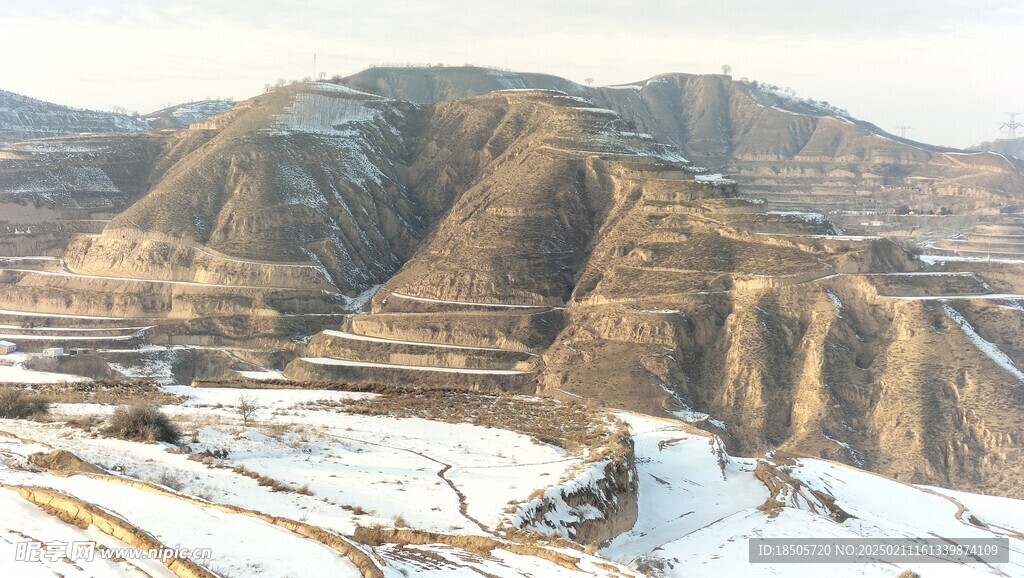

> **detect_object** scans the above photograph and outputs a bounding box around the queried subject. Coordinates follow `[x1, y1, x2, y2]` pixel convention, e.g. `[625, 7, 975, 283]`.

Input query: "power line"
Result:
[1001, 112, 1022, 139]
[895, 125, 913, 139]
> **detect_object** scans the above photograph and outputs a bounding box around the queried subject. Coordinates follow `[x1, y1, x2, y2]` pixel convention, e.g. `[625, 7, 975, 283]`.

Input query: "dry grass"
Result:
[104, 404, 181, 444]
[353, 526, 583, 570]
[225, 463, 313, 495]
[0, 387, 50, 419]
[1, 379, 177, 405]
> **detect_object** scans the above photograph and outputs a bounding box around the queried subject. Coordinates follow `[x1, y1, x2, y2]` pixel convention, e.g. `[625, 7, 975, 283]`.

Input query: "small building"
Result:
[0, 340, 15, 355]
[42, 347, 63, 358]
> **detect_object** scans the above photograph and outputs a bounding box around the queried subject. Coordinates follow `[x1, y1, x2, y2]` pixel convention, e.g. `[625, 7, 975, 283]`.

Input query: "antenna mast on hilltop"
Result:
[895, 125, 913, 139]
[1001, 112, 1022, 139]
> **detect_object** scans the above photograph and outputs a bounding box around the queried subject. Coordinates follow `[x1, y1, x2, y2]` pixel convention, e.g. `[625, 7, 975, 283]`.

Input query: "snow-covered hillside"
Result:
[0, 89, 233, 145]
[0, 89, 150, 145]
[0, 380, 1020, 577]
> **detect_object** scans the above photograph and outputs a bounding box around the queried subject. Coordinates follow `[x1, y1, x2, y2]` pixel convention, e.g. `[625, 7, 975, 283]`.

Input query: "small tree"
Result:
[721, 64, 732, 76]
[238, 395, 258, 426]
[584, 77, 594, 86]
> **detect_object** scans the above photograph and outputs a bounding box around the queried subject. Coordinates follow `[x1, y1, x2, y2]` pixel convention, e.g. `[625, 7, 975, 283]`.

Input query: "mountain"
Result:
[0, 89, 234, 146]
[0, 89, 151, 145]
[140, 99, 236, 129]
[345, 66, 1024, 216]
[973, 137, 1024, 173]
[1, 69, 1023, 505]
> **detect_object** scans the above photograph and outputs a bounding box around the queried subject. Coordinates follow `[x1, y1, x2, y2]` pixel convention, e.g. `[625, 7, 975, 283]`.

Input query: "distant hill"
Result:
[972, 137, 1024, 172]
[342, 67, 1020, 215]
[141, 100, 235, 130]
[0, 89, 150, 145]
[0, 89, 233, 145]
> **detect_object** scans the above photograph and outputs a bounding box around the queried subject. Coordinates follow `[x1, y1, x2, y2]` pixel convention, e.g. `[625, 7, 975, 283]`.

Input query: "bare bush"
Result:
[237, 395, 258, 426]
[0, 387, 50, 419]
[104, 404, 181, 444]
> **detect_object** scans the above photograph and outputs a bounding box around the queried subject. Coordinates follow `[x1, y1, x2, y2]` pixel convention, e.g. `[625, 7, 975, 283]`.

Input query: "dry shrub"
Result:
[104, 404, 180, 444]
[0, 387, 50, 418]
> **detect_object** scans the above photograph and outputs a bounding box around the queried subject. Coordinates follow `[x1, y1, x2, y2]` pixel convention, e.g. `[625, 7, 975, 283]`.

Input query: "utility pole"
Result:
[313, 53, 317, 81]
[1001, 112, 1022, 139]
[895, 125, 913, 139]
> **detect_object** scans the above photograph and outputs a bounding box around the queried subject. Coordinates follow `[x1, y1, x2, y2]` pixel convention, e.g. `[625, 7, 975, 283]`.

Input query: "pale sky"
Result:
[1, 0, 1021, 148]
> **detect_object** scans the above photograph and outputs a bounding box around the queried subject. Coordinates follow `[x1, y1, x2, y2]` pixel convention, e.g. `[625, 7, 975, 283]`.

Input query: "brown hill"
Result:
[1, 72, 1023, 499]
[344, 67, 1024, 217]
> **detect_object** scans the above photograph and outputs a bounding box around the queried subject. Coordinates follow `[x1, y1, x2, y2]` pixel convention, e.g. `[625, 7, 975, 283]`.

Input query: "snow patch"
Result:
[942, 303, 1024, 382]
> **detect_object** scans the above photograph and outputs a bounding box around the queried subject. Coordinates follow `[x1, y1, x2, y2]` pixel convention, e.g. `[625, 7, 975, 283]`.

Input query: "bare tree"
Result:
[721, 64, 732, 76]
[238, 395, 258, 426]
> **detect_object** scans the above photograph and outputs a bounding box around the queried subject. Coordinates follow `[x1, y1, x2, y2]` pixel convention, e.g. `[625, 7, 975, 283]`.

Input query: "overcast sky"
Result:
[2, 0, 1021, 147]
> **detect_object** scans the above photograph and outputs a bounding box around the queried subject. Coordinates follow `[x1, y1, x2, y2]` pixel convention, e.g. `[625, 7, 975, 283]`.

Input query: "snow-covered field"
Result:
[0, 384, 1021, 576]
[0, 353, 89, 384]
[0, 386, 639, 576]
[600, 413, 1023, 577]
[389, 291, 559, 309]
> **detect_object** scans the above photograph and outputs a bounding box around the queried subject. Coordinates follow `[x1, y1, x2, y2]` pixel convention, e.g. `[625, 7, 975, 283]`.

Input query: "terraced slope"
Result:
[0, 89, 150, 146]
[1, 72, 1023, 500]
[344, 66, 1024, 217]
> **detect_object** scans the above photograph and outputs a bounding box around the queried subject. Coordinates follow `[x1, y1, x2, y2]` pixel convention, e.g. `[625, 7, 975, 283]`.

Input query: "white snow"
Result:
[0, 308, 123, 320]
[601, 413, 767, 561]
[0, 256, 60, 262]
[321, 329, 536, 355]
[696, 173, 737, 184]
[2, 470, 362, 578]
[766, 210, 827, 224]
[388, 291, 558, 309]
[891, 293, 1024, 301]
[0, 333, 139, 341]
[0, 353, 89, 383]
[109, 354, 175, 384]
[2, 388, 581, 541]
[0, 488, 174, 578]
[343, 284, 380, 311]
[300, 357, 530, 375]
[235, 370, 286, 381]
[269, 92, 382, 136]
[923, 486, 1024, 541]
[919, 254, 1024, 265]
[942, 302, 1024, 382]
[826, 291, 844, 317]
